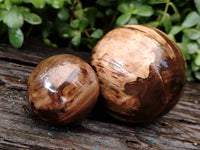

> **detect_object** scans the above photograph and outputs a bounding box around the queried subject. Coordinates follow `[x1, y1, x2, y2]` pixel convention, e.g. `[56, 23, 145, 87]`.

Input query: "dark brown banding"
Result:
[153, 28, 180, 53]
[58, 81, 71, 93]
[91, 24, 186, 123]
[119, 26, 146, 33]
[28, 54, 100, 125]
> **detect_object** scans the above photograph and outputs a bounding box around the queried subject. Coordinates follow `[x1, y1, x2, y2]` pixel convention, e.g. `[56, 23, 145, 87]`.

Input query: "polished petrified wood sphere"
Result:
[91, 25, 186, 123]
[28, 54, 99, 125]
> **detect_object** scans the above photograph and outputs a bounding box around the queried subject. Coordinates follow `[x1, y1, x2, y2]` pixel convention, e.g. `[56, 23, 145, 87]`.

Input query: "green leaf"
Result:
[82, 38, 98, 49]
[32, 0, 46, 9]
[149, 0, 168, 5]
[177, 43, 190, 60]
[0, 0, 3, 2]
[74, 9, 84, 19]
[168, 34, 176, 41]
[170, 13, 180, 22]
[75, 2, 82, 10]
[127, 17, 138, 24]
[79, 18, 89, 32]
[0, 3, 5, 9]
[4, 0, 12, 10]
[8, 28, 24, 48]
[191, 62, 200, 71]
[0, 9, 7, 21]
[197, 24, 200, 30]
[146, 21, 159, 28]
[169, 3, 180, 22]
[4, 7, 23, 29]
[195, 53, 200, 66]
[18, 6, 31, 12]
[56, 22, 73, 38]
[183, 28, 200, 40]
[197, 39, 200, 45]
[117, 3, 130, 14]
[84, 7, 98, 28]
[135, 5, 154, 17]
[194, 0, 200, 14]
[130, 4, 134, 12]
[169, 25, 182, 35]
[70, 19, 79, 29]
[91, 29, 103, 39]
[182, 34, 190, 43]
[50, 0, 64, 9]
[43, 38, 57, 48]
[182, 11, 200, 28]
[0, 4, 6, 11]
[195, 72, 200, 80]
[116, 12, 131, 27]
[163, 13, 172, 33]
[22, 12, 42, 25]
[186, 42, 199, 54]
[42, 21, 53, 38]
[11, 0, 23, 4]
[106, 8, 114, 16]
[57, 8, 69, 21]
[71, 32, 81, 47]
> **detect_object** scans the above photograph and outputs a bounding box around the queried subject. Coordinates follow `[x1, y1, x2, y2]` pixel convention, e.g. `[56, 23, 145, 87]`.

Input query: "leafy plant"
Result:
[0, 0, 43, 47]
[115, 2, 154, 26]
[0, 0, 200, 81]
[113, 0, 200, 81]
[53, 1, 104, 49]
[167, 0, 200, 81]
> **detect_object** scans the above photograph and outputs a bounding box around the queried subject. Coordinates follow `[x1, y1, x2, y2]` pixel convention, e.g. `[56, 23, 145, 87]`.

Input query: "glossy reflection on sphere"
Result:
[28, 54, 99, 125]
[91, 25, 186, 123]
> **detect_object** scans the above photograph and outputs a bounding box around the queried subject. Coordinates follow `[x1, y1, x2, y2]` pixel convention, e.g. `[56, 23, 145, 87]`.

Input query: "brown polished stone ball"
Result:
[91, 25, 186, 123]
[28, 54, 99, 125]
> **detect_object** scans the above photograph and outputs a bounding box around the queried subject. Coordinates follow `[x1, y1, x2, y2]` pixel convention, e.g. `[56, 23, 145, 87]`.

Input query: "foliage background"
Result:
[0, 0, 200, 81]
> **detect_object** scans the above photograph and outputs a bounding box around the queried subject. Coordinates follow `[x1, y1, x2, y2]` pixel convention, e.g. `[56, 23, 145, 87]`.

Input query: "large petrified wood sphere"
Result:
[91, 25, 186, 123]
[28, 54, 99, 125]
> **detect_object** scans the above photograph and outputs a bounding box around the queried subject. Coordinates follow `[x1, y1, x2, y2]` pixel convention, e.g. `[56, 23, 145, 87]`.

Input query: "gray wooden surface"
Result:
[0, 42, 200, 150]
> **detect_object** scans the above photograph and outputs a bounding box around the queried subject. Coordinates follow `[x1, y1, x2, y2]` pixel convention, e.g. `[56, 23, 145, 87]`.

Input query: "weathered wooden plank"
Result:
[0, 42, 200, 150]
[0, 40, 90, 65]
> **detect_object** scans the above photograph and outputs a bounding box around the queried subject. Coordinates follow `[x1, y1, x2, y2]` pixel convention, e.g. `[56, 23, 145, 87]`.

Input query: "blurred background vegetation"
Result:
[0, 0, 200, 81]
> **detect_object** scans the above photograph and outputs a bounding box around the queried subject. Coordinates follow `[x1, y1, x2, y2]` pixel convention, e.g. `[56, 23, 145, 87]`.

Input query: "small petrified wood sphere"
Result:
[28, 54, 99, 125]
[91, 25, 186, 123]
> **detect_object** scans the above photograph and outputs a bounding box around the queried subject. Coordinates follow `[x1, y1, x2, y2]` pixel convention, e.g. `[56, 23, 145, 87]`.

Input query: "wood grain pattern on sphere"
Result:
[28, 54, 99, 125]
[91, 25, 186, 123]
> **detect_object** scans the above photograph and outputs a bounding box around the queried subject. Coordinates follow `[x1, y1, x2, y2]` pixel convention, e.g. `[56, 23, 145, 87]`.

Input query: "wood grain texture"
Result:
[91, 25, 186, 123]
[0, 42, 200, 150]
[28, 54, 99, 125]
